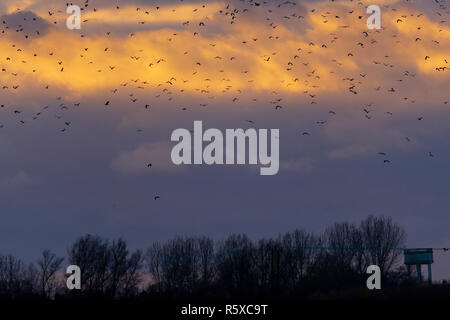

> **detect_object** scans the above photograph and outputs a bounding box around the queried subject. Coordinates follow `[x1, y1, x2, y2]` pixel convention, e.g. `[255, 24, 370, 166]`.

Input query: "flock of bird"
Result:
[0, 0, 449, 191]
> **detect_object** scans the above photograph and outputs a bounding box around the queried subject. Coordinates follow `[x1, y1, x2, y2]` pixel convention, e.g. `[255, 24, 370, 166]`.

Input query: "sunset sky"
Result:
[0, 0, 449, 279]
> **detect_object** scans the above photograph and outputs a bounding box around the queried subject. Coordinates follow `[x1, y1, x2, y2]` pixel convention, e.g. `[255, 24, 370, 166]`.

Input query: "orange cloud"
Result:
[0, 0, 447, 104]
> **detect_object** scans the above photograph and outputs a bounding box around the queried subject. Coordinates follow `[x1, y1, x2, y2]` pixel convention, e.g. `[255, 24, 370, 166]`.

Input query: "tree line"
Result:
[0, 215, 413, 300]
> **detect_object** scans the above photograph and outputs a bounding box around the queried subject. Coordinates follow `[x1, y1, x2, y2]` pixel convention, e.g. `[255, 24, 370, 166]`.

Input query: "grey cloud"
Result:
[1, 10, 52, 41]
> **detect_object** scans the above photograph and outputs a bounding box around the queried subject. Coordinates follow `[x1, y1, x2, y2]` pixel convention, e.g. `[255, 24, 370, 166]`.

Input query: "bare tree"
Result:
[120, 249, 143, 297]
[0, 254, 34, 298]
[146, 242, 164, 292]
[163, 237, 199, 292]
[146, 236, 215, 294]
[107, 239, 143, 297]
[146, 237, 200, 293]
[215, 234, 256, 294]
[360, 215, 406, 276]
[254, 238, 282, 292]
[325, 222, 362, 274]
[37, 250, 64, 298]
[279, 230, 322, 289]
[197, 236, 215, 287]
[68, 235, 143, 298]
[68, 234, 111, 295]
[108, 239, 129, 297]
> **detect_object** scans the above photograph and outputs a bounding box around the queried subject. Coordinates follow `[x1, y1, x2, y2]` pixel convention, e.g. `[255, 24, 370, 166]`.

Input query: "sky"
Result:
[0, 0, 449, 280]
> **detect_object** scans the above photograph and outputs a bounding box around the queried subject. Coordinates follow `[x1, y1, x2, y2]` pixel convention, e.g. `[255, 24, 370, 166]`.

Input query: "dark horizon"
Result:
[1, 215, 449, 301]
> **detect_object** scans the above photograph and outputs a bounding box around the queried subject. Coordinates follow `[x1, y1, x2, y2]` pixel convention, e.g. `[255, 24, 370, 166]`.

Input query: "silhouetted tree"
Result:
[360, 215, 406, 277]
[0, 215, 422, 300]
[215, 234, 256, 297]
[68, 234, 110, 295]
[325, 222, 363, 275]
[107, 239, 143, 298]
[146, 237, 202, 295]
[0, 254, 35, 298]
[68, 234, 142, 298]
[118, 249, 143, 297]
[279, 229, 322, 291]
[37, 250, 64, 298]
[146, 242, 164, 293]
[197, 236, 215, 288]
